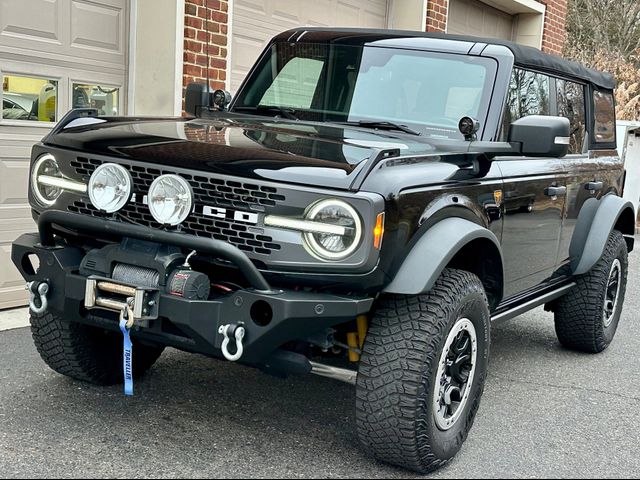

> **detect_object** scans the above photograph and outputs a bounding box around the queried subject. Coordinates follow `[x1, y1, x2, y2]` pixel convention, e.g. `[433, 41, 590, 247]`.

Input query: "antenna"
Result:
[205, 0, 211, 98]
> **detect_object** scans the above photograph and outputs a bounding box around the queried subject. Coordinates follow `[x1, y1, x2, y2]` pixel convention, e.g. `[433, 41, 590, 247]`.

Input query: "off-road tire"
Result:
[30, 311, 164, 385]
[554, 230, 628, 353]
[355, 268, 491, 473]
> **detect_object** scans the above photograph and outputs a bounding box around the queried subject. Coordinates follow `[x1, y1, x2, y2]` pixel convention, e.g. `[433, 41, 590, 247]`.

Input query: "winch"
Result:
[81, 239, 212, 326]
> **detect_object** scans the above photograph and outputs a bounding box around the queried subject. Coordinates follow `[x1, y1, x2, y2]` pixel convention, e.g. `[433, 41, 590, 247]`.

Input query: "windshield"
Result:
[233, 42, 497, 139]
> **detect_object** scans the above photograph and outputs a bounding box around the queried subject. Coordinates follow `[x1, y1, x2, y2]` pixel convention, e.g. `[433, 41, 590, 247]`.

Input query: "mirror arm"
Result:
[468, 141, 521, 157]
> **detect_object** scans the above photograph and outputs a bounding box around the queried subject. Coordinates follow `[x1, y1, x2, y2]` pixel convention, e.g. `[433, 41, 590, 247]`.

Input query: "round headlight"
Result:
[304, 199, 362, 260]
[148, 174, 193, 226]
[88, 163, 132, 213]
[31, 154, 62, 206]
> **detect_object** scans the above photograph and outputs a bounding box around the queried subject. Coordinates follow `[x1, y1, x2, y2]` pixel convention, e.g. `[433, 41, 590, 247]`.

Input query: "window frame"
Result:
[588, 85, 617, 150]
[0, 71, 62, 126]
[69, 79, 123, 117]
[500, 66, 615, 154]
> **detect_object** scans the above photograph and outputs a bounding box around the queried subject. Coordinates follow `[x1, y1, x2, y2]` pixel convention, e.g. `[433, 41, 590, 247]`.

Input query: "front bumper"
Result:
[11, 212, 373, 365]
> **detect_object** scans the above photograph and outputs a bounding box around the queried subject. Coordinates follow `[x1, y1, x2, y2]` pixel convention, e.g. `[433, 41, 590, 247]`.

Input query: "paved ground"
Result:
[1, 262, 639, 478]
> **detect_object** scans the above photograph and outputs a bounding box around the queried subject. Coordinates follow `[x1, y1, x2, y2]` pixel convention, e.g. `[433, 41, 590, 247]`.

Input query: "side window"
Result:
[593, 90, 616, 144]
[557, 79, 586, 154]
[260, 57, 324, 109]
[502, 69, 551, 138]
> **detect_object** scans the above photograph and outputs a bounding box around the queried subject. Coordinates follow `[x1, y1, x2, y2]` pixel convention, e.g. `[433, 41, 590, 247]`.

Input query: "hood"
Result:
[45, 115, 460, 190]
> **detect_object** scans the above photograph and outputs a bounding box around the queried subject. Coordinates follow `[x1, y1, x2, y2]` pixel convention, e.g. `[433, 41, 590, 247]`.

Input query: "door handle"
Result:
[585, 181, 604, 192]
[544, 186, 567, 197]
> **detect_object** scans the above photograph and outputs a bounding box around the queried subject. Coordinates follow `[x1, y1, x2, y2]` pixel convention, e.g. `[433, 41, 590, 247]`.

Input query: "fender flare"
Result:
[384, 217, 504, 298]
[570, 195, 635, 275]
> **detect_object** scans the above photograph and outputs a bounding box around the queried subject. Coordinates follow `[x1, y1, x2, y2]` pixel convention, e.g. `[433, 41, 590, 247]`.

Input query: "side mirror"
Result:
[508, 115, 570, 158]
[185, 83, 232, 117]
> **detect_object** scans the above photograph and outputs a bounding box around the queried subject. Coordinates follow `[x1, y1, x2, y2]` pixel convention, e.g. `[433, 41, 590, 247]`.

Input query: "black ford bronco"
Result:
[12, 29, 635, 473]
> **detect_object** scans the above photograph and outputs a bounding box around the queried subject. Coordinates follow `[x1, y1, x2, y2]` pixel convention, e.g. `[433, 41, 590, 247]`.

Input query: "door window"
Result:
[556, 79, 586, 154]
[2, 74, 58, 122]
[502, 69, 551, 138]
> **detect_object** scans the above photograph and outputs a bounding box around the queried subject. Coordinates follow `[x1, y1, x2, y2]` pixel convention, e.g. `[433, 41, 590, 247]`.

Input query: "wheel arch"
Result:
[383, 217, 504, 310]
[570, 195, 636, 275]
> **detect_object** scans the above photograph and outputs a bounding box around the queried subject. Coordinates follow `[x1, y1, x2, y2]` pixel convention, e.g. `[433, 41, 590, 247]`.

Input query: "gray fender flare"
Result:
[384, 217, 503, 296]
[570, 195, 635, 275]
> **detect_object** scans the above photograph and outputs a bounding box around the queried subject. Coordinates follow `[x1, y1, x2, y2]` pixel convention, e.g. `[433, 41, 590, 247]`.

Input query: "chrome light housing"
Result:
[148, 174, 193, 226]
[31, 154, 63, 206]
[88, 163, 133, 213]
[303, 199, 362, 260]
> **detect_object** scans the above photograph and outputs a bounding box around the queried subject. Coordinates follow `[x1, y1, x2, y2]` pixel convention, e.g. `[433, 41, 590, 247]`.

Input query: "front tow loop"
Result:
[27, 281, 49, 315]
[218, 323, 246, 362]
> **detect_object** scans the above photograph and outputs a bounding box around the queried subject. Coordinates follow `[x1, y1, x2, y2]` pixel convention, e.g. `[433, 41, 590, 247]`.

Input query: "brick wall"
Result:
[425, 0, 449, 33]
[183, 0, 229, 104]
[536, 0, 568, 55]
[424, 0, 567, 54]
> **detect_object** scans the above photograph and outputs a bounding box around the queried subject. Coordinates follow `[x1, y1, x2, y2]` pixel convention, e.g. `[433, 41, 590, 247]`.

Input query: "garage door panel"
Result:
[70, 0, 123, 55]
[0, 243, 29, 309]
[0, 0, 61, 43]
[0, 0, 128, 308]
[232, 0, 389, 91]
[449, 0, 514, 41]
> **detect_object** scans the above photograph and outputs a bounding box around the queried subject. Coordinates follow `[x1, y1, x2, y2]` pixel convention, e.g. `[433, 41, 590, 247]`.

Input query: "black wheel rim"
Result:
[433, 318, 477, 431]
[603, 259, 622, 328]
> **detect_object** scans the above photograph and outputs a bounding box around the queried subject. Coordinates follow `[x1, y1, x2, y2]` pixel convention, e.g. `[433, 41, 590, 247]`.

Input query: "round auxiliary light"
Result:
[31, 154, 63, 206]
[303, 199, 362, 261]
[148, 174, 193, 226]
[88, 163, 133, 213]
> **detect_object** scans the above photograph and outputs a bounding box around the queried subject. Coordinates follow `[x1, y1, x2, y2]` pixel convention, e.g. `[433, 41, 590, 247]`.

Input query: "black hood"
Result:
[44, 115, 460, 190]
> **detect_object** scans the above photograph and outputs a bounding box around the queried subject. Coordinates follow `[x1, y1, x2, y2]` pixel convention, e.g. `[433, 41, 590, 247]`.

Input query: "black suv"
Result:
[13, 29, 635, 473]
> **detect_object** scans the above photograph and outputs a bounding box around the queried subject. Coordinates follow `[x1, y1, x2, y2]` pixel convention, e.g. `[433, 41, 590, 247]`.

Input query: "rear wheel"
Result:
[355, 269, 490, 473]
[554, 230, 628, 353]
[31, 311, 164, 385]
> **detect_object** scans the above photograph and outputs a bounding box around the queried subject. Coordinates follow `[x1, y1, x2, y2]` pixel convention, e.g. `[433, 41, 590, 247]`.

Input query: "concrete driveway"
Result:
[1, 261, 639, 478]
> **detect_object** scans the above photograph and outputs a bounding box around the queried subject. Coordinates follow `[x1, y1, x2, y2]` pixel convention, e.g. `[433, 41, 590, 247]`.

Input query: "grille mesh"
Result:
[68, 157, 283, 256]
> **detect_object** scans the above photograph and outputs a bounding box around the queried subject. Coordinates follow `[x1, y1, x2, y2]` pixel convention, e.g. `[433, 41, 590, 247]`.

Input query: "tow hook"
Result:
[27, 281, 49, 315]
[218, 323, 246, 362]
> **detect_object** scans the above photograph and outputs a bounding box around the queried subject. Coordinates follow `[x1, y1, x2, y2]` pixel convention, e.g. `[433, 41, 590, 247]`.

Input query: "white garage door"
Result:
[231, 0, 389, 91]
[0, 0, 129, 309]
[448, 0, 514, 40]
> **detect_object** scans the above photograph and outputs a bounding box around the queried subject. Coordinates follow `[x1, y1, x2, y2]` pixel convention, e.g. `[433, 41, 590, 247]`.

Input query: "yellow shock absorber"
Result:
[356, 315, 368, 349]
[347, 332, 360, 362]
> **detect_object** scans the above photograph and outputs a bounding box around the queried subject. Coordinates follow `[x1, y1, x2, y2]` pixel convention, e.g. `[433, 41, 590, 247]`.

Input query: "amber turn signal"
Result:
[373, 212, 385, 250]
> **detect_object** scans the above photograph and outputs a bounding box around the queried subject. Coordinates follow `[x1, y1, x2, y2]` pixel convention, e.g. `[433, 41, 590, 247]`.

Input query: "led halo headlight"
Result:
[148, 174, 194, 226]
[303, 199, 363, 260]
[88, 163, 133, 213]
[31, 154, 63, 206]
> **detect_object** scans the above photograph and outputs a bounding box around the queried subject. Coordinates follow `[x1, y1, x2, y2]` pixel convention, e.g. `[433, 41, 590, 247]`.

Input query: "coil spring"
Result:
[112, 263, 160, 288]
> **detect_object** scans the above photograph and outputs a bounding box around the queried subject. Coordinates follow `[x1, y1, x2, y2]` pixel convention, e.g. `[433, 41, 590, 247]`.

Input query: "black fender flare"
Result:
[384, 217, 504, 300]
[570, 195, 636, 275]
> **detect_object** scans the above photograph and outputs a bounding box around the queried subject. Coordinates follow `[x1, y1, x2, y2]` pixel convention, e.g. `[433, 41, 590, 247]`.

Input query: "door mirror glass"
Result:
[2, 74, 58, 122]
[508, 115, 570, 158]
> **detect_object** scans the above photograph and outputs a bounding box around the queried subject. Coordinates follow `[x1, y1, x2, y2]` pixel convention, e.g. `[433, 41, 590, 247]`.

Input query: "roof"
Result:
[275, 28, 616, 90]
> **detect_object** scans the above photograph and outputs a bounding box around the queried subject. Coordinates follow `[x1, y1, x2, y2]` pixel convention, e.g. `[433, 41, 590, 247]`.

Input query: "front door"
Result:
[496, 158, 567, 298]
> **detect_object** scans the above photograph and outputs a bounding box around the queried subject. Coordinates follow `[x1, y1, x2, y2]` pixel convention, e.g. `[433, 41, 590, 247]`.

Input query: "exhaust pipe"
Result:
[309, 361, 357, 385]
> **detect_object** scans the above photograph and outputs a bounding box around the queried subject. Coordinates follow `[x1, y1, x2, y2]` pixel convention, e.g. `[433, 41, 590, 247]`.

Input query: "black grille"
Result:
[68, 157, 283, 256]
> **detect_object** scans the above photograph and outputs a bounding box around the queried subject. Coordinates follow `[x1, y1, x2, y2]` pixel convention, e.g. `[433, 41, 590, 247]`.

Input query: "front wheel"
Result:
[355, 269, 491, 473]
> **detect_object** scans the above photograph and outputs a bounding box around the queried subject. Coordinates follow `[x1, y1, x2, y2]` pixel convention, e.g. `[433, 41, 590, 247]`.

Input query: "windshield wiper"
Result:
[338, 120, 422, 136]
[234, 105, 299, 120]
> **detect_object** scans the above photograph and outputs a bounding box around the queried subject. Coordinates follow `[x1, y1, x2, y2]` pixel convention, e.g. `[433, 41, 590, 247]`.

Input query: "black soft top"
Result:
[275, 28, 616, 90]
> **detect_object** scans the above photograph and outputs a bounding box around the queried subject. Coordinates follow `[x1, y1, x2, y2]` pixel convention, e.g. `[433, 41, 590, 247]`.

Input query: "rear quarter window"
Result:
[593, 90, 616, 144]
